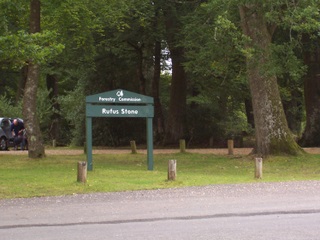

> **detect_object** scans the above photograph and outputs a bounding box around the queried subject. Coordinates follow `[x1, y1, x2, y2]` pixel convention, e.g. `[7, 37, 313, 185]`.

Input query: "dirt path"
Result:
[1, 147, 320, 155]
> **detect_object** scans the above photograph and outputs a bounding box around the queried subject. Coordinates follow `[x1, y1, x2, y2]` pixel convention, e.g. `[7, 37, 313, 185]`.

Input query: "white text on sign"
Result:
[102, 108, 139, 115]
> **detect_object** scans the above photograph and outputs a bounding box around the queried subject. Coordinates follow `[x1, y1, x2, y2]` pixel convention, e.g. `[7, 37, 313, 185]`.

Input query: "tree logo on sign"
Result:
[116, 90, 124, 97]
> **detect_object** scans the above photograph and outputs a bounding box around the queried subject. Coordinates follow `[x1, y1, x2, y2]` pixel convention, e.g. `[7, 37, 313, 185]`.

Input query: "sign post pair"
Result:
[86, 89, 154, 171]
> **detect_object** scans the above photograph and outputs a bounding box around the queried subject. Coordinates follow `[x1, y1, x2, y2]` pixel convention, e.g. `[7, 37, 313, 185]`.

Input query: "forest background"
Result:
[0, 0, 320, 158]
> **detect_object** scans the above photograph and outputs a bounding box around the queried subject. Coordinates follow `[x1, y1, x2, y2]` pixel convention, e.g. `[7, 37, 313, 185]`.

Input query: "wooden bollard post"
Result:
[77, 161, 87, 183]
[228, 139, 234, 155]
[179, 139, 186, 153]
[255, 157, 263, 179]
[209, 136, 214, 148]
[130, 140, 137, 154]
[168, 159, 177, 181]
[52, 139, 56, 148]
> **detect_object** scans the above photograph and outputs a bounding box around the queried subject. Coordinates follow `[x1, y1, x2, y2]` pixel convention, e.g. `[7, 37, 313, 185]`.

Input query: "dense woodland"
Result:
[0, 0, 320, 158]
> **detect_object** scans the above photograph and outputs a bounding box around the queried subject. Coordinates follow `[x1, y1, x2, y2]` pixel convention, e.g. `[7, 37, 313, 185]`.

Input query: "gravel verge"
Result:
[1, 147, 320, 155]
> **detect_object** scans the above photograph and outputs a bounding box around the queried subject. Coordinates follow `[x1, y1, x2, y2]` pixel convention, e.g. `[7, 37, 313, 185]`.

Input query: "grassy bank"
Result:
[0, 152, 320, 199]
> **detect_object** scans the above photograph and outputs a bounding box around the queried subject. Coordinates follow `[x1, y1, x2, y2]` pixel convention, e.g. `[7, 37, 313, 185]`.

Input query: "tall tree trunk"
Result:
[152, 40, 165, 140]
[23, 0, 45, 158]
[151, 5, 165, 142]
[46, 74, 60, 143]
[127, 42, 146, 95]
[244, 98, 254, 129]
[16, 66, 28, 103]
[283, 88, 303, 135]
[239, 5, 303, 156]
[162, 3, 187, 145]
[136, 46, 146, 95]
[300, 36, 320, 146]
[163, 46, 187, 144]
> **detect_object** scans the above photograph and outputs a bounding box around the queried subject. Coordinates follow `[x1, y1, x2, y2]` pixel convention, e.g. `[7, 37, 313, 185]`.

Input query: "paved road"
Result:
[1, 181, 320, 240]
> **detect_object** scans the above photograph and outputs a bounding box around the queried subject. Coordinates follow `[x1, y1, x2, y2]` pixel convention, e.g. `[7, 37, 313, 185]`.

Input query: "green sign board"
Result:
[85, 89, 154, 171]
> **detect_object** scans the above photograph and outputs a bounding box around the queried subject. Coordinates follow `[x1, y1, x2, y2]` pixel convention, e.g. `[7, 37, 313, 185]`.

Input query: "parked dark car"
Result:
[0, 117, 13, 150]
[0, 117, 27, 150]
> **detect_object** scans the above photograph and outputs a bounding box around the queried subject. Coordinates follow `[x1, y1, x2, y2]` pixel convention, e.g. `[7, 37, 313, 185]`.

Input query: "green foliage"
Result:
[183, 4, 242, 76]
[0, 94, 22, 118]
[265, 2, 320, 34]
[0, 0, 28, 35]
[185, 93, 252, 146]
[218, 108, 252, 139]
[181, 2, 252, 144]
[58, 80, 86, 146]
[0, 30, 64, 69]
[1, 0, 319, 149]
[181, 0, 320, 148]
[36, 87, 55, 141]
[269, 42, 307, 81]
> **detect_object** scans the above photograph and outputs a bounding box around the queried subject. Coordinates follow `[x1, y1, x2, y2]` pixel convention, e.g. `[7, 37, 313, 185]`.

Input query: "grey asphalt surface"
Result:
[1, 181, 320, 240]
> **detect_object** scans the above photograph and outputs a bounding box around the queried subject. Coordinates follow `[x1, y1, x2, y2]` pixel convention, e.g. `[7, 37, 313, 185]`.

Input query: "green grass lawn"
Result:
[0, 152, 320, 199]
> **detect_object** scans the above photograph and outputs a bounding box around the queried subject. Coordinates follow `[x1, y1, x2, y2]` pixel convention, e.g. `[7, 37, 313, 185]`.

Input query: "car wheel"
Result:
[0, 137, 7, 151]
